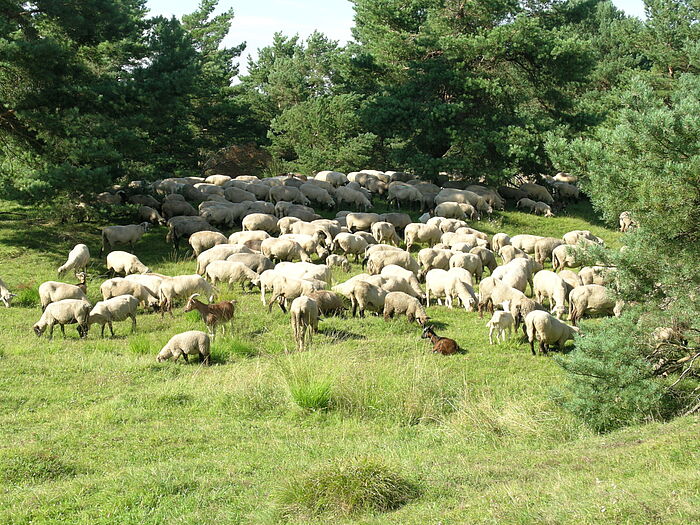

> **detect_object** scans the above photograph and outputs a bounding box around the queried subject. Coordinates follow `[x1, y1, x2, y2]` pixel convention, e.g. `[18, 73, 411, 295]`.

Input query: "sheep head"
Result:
[1, 292, 17, 308]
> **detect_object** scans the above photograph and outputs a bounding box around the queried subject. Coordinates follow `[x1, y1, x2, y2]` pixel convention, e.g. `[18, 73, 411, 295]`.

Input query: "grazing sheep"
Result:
[470, 246, 498, 274]
[534, 201, 555, 217]
[166, 216, 220, 251]
[261, 237, 311, 263]
[343, 280, 387, 317]
[307, 290, 347, 316]
[449, 252, 483, 281]
[519, 183, 554, 205]
[33, 299, 91, 339]
[100, 278, 159, 310]
[418, 248, 453, 278]
[510, 234, 544, 254]
[533, 237, 564, 265]
[383, 291, 429, 325]
[88, 294, 139, 337]
[380, 264, 425, 300]
[39, 273, 88, 310]
[315, 170, 348, 187]
[124, 273, 166, 299]
[516, 198, 538, 213]
[366, 249, 420, 276]
[229, 230, 271, 245]
[378, 212, 412, 232]
[552, 181, 579, 202]
[404, 223, 441, 251]
[267, 276, 325, 313]
[371, 221, 401, 246]
[184, 294, 236, 340]
[568, 284, 619, 325]
[498, 245, 528, 265]
[335, 186, 373, 210]
[189, 231, 228, 257]
[196, 244, 253, 275]
[421, 325, 462, 355]
[299, 182, 335, 208]
[326, 254, 351, 273]
[486, 310, 514, 344]
[558, 269, 583, 292]
[268, 185, 311, 206]
[491, 233, 510, 253]
[279, 233, 329, 261]
[290, 296, 320, 351]
[434, 201, 467, 220]
[332, 233, 370, 262]
[242, 213, 279, 235]
[0, 278, 17, 308]
[57, 244, 90, 276]
[345, 212, 380, 232]
[106, 251, 150, 276]
[551, 244, 586, 271]
[425, 269, 477, 310]
[525, 310, 579, 355]
[562, 230, 604, 246]
[159, 275, 217, 316]
[205, 261, 259, 290]
[139, 205, 167, 226]
[275, 262, 331, 284]
[157, 330, 211, 365]
[477, 276, 527, 317]
[438, 218, 469, 234]
[100, 222, 150, 255]
[579, 266, 616, 286]
[226, 253, 275, 274]
[532, 270, 569, 319]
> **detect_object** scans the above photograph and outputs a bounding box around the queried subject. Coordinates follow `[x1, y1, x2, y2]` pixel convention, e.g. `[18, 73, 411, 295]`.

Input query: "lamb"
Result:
[196, 244, 253, 275]
[404, 223, 441, 251]
[525, 310, 579, 355]
[0, 278, 17, 307]
[33, 299, 91, 339]
[491, 233, 510, 253]
[156, 330, 211, 365]
[366, 250, 420, 276]
[345, 212, 380, 232]
[205, 261, 259, 290]
[57, 244, 90, 276]
[562, 230, 604, 246]
[39, 273, 88, 310]
[139, 205, 167, 226]
[100, 222, 151, 255]
[159, 275, 217, 316]
[184, 294, 236, 340]
[326, 254, 351, 273]
[242, 213, 279, 235]
[99, 278, 159, 310]
[510, 234, 544, 254]
[189, 231, 228, 257]
[290, 296, 320, 351]
[261, 237, 311, 263]
[534, 201, 555, 217]
[106, 251, 150, 276]
[568, 284, 619, 325]
[486, 310, 514, 344]
[421, 325, 462, 355]
[470, 246, 498, 274]
[532, 270, 569, 319]
[307, 290, 347, 316]
[534, 237, 564, 265]
[449, 252, 483, 281]
[371, 221, 401, 246]
[382, 291, 429, 325]
[87, 294, 139, 337]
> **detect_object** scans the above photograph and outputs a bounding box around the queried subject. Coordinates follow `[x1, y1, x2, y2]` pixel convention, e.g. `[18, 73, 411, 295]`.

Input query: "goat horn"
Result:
[187, 293, 200, 301]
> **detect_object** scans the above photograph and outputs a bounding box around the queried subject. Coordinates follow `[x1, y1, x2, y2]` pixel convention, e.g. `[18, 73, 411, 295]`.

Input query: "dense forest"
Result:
[1, 0, 699, 430]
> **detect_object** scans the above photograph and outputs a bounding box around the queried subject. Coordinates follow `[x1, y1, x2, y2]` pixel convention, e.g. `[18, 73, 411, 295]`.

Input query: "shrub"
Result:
[277, 456, 420, 518]
[13, 286, 40, 308]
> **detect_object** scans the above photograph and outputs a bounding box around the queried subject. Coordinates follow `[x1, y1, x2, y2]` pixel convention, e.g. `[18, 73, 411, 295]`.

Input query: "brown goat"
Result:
[421, 325, 462, 355]
[184, 293, 236, 340]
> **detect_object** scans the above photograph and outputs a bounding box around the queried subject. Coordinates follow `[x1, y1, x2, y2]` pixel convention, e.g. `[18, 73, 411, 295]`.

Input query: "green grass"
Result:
[0, 198, 698, 524]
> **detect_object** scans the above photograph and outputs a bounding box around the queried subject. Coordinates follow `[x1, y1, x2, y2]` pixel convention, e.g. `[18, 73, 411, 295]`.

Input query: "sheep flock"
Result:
[3, 169, 636, 361]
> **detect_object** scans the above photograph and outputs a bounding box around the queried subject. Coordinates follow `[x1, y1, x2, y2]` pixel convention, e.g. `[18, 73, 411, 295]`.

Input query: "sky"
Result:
[146, 0, 646, 77]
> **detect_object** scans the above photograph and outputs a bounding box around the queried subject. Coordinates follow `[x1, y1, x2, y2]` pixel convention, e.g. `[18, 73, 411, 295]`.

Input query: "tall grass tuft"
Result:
[277, 456, 420, 518]
[13, 286, 39, 307]
[282, 358, 333, 411]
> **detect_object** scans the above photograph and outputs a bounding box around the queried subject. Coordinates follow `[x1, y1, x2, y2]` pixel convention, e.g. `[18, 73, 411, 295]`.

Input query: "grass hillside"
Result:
[0, 200, 697, 524]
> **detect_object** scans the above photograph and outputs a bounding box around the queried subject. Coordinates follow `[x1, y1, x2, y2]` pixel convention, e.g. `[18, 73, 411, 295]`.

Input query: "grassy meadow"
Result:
[0, 199, 698, 524]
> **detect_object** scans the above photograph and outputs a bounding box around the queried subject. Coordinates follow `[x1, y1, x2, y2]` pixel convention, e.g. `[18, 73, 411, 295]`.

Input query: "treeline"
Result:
[2, 0, 699, 430]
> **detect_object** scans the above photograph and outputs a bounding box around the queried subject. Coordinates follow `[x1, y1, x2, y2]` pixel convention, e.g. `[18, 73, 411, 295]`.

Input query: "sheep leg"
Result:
[101, 324, 106, 338]
[108, 322, 115, 337]
[530, 339, 536, 356]
[488, 326, 494, 345]
[130, 315, 136, 333]
[60, 324, 66, 338]
[182, 353, 189, 363]
[539, 341, 547, 355]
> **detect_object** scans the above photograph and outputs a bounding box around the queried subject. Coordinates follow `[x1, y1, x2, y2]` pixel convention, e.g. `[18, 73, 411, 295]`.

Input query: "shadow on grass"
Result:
[320, 328, 367, 342]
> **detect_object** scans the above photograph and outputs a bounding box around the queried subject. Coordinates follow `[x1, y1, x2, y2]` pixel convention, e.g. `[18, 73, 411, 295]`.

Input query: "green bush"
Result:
[277, 456, 420, 518]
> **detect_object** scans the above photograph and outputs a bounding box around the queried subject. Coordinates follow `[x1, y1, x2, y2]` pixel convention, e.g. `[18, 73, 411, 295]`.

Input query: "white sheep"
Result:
[267, 276, 326, 312]
[157, 330, 211, 365]
[532, 270, 569, 319]
[261, 237, 311, 263]
[380, 264, 425, 300]
[510, 234, 544, 254]
[486, 310, 514, 344]
[449, 252, 483, 281]
[365, 249, 420, 276]
[382, 291, 429, 325]
[533, 201, 555, 217]
[344, 280, 387, 317]
[568, 284, 618, 325]
[88, 294, 139, 337]
[332, 233, 369, 262]
[335, 186, 373, 210]
[551, 244, 585, 271]
[403, 223, 441, 251]
[228, 230, 270, 245]
[205, 260, 259, 290]
[516, 197, 537, 213]
[344, 212, 380, 232]
[139, 205, 167, 226]
[326, 254, 351, 273]
[0, 278, 17, 308]
[106, 251, 150, 276]
[242, 213, 279, 234]
[57, 244, 90, 276]
[159, 275, 217, 315]
[124, 273, 167, 299]
[100, 222, 150, 255]
[290, 296, 319, 351]
[189, 231, 228, 257]
[274, 262, 331, 284]
[498, 245, 528, 264]
[524, 310, 579, 355]
[196, 244, 252, 275]
[562, 230, 604, 246]
[491, 233, 510, 253]
[371, 221, 401, 246]
[579, 266, 616, 286]
[39, 274, 88, 310]
[100, 278, 159, 310]
[33, 299, 91, 339]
